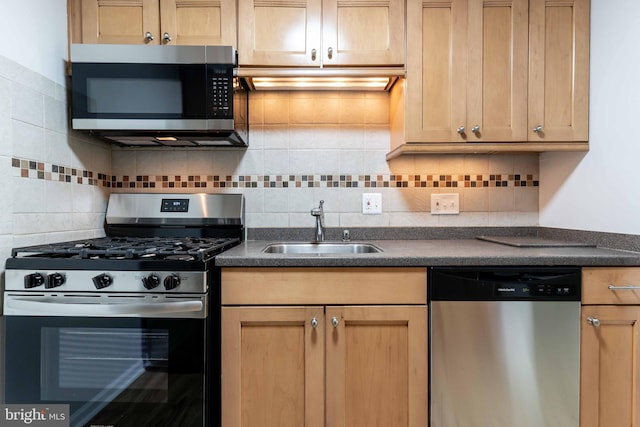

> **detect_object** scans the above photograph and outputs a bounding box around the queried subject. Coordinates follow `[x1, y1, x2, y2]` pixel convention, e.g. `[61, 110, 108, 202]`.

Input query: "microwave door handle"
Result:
[5, 299, 203, 317]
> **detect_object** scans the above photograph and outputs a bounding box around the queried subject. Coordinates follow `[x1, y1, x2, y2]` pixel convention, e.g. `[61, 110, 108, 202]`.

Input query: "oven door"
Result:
[3, 294, 209, 427]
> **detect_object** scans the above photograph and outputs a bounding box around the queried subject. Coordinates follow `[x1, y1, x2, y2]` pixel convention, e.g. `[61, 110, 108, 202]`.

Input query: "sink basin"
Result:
[262, 242, 382, 254]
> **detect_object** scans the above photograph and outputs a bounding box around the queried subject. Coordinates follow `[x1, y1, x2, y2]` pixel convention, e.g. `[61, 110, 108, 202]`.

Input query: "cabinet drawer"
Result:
[582, 267, 640, 305]
[221, 267, 427, 305]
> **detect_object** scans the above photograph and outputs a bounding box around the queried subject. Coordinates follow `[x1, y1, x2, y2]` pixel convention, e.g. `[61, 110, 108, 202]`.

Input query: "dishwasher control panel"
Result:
[494, 282, 579, 298]
[430, 267, 581, 301]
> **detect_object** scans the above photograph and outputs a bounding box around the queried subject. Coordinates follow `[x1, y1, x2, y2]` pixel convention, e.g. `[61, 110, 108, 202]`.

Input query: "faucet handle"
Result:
[311, 200, 325, 216]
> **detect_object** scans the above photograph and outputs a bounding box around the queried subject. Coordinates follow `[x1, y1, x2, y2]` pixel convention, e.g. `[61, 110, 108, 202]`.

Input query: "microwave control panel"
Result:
[209, 65, 233, 118]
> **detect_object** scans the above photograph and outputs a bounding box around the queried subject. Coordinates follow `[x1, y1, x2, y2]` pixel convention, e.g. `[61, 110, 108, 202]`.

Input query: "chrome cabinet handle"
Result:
[471, 125, 480, 133]
[457, 126, 466, 135]
[608, 285, 640, 290]
[331, 316, 339, 328]
[145, 31, 154, 42]
[587, 317, 600, 327]
[311, 49, 317, 61]
[327, 47, 333, 59]
[311, 317, 319, 328]
[532, 125, 544, 133]
[163, 32, 172, 43]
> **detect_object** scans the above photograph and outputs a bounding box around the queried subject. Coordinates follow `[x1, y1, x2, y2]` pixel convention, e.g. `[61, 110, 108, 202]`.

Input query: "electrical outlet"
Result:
[431, 193, 460, 215]
[362, 193, 382, 214]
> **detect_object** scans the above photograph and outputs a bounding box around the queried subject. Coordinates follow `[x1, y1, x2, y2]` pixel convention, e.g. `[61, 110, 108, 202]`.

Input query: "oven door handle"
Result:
[5, 298, 205, 318]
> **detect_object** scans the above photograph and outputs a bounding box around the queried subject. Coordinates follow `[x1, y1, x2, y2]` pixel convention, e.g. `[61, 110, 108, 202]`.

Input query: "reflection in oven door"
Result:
[41, 327, 169, 403]
[3, 316, 207, 427]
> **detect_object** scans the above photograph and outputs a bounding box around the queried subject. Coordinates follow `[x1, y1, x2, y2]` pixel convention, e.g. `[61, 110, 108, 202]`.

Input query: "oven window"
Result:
[4, 315, 208, 426]
[41, 327, 169, 403]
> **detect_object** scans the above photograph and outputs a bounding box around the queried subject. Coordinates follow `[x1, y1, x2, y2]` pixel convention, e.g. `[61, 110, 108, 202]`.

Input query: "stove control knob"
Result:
[24, 273, 45, 288]
[142, 274, 161, 290]
[164, 274, 181, 290]
[92, 273, 113, 289]
[46, 273, 65, 289]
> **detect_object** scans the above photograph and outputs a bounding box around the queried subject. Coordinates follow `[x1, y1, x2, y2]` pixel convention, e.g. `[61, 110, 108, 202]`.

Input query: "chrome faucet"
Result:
[310, 200, 325, 242]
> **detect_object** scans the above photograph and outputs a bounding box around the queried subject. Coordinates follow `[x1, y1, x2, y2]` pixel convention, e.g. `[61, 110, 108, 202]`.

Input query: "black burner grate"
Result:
[11, 236, 240, 262]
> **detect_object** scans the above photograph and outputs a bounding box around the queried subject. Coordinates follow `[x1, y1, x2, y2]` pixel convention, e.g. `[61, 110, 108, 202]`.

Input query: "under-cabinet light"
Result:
[250, 77, 393, 91]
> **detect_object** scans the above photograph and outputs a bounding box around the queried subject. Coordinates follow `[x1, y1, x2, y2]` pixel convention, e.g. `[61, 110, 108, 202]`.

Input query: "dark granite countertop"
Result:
[215, 237, 640, 268]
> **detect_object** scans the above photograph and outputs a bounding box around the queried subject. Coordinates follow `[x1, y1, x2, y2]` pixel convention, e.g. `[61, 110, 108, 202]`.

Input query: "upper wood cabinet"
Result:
[528, 0, 590, 142]
[237, 0, 405, 67]
[389, 0, 590, 157]
[69, 0, 236, 46]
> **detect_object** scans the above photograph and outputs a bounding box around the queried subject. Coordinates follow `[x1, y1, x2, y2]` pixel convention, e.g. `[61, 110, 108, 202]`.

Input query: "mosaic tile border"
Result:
[11, 157, 539, 189]
[12, 158, 111, 187]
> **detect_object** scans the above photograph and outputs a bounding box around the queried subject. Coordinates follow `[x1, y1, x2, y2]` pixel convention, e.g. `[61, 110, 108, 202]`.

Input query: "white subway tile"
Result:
[12, 119, 44, 160]
[44, 95, 67, 133]
[263, 125, 289, 149]
[11, 82, 43, 127]
[44, 130, 72, 166]
[12, 176, 45, 213]
[245, 212, 289, 228]
[340, 212, 390, 227]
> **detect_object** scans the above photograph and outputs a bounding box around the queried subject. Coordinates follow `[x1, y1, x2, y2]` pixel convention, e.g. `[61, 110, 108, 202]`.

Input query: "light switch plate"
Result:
[431, 193, 460, 215]
[362, 193, 382, 214]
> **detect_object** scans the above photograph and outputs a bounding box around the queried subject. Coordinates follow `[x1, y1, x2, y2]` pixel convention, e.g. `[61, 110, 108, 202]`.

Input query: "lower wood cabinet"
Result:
[221, 267, 428, 427]
[581, 267, 640, 427]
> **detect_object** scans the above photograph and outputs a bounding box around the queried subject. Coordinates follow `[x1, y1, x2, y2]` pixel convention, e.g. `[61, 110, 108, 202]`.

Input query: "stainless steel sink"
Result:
[262, 242, 382, 254]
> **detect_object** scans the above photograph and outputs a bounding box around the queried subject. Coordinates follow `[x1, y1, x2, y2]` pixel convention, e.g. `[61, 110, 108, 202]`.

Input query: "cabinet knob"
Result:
[163, 32, 172, 44]
[311, 317, 319, 328]
[331, 316, 339, 328]
[587, 316, 600, 327]
[145, 32, 154, 42]
[457, 126, 466, 135]
[311, 49, 317, 61]
[532, 125, 544, 133]
[471, 125, 481, 134]
[327, 47, 333, 59]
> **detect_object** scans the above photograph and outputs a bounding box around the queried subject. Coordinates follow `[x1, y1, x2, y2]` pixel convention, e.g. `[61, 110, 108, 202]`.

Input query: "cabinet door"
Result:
[221, 306, 325, 427]
[321, 0, 405, 66]
[404, 0, 467, 143]
[238, 0, 322, 66]
[580, 306, 640, 427]
[160, 0, 236, 46]
[466, 0, 528, 142]
[80, 0, 160, 44]
[325, 306, 428, 427]
[529, 0, 589, 141]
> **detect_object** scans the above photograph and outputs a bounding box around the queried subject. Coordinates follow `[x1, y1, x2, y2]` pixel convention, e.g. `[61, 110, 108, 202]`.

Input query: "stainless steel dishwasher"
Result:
[430, 267, 581, 427]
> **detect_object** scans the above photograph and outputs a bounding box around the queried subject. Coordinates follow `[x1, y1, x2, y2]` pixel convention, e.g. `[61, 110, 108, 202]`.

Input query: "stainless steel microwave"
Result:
[70, 44, 248, 147]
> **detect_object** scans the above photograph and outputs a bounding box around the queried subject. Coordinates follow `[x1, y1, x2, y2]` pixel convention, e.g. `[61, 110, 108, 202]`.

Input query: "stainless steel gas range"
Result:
[2, 193, 244, 427]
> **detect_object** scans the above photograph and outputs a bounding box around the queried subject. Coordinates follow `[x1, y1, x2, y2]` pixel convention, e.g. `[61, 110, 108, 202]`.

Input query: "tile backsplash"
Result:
[1, 54, 110, 265]
[4, 63, 539, 254]
[110, 91, 540, 229]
